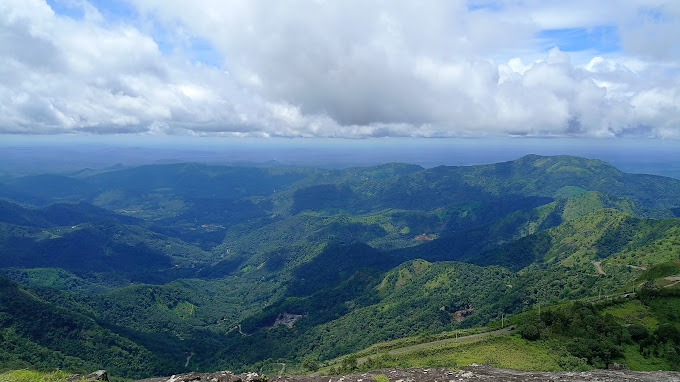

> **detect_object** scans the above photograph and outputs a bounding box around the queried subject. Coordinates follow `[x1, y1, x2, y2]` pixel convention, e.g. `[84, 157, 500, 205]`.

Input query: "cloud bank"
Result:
[1, 0, 679, 138]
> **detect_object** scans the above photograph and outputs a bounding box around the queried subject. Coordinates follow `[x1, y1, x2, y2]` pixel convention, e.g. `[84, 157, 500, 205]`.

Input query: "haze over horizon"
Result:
[1, 0, 679, 140]
[1, 135, 679, 182]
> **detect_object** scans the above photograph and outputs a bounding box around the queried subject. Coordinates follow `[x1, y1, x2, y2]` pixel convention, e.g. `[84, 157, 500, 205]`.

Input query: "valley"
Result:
[1, 155, 679, 379]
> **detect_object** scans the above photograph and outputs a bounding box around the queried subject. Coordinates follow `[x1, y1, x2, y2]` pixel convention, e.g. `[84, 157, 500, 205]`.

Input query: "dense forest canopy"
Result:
[1, 155, 680, 378]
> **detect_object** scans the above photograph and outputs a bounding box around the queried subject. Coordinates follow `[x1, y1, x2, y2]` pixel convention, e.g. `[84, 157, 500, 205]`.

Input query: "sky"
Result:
[1, 0, 679, 139]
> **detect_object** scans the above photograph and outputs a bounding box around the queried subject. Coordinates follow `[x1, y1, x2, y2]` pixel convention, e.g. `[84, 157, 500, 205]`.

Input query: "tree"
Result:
[301, 354, 319, 372]
[627, 324, 649, 342]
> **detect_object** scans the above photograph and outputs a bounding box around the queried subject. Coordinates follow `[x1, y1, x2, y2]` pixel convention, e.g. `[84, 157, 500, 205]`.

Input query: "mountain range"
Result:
[1, 154, 679, 378]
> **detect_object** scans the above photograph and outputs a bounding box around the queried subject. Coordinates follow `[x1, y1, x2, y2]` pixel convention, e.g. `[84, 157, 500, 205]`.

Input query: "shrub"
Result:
[557, 355, 590, 371]
[627, 324, 649, 342]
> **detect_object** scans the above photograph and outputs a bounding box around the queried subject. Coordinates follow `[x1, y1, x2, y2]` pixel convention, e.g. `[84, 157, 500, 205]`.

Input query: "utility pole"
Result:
[501, 313, 504, 329]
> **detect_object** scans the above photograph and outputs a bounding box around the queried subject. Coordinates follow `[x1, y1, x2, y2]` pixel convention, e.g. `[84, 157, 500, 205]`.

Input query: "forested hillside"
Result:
[1, 155, 679, 378]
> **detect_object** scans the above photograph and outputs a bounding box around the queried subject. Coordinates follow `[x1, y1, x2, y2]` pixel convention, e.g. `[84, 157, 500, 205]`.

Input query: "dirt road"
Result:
[665, 275, 680, 288]
[593, 261, 606, 275]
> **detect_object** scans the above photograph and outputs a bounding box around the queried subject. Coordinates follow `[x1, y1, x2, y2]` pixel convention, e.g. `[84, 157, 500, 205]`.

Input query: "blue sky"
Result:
[1, 0, 679, 139]
[537, 26, 620, 53]
[46, 0, 136, 20]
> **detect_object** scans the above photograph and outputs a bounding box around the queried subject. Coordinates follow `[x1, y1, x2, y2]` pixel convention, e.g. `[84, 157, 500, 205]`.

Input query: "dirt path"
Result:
[593, 261, 606, 275]
[664, 275, 680, 288]
[312, 329, 511, 375]
[184, 352, 195, 367]
[237, 324, 248, 337]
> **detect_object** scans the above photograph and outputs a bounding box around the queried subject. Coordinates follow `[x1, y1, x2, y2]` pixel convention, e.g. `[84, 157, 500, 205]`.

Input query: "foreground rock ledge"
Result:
[136, 365, 680, 382]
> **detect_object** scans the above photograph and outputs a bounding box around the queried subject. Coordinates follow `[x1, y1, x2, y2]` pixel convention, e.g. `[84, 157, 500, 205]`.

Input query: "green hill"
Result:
[0, 155, 679, 378]
[0, 277, 171, 378]
[0, 220, 212, 286]
[470, 209, 680, 272]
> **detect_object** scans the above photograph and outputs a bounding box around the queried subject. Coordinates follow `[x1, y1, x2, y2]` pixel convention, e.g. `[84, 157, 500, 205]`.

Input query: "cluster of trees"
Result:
[518, 297, 680, 370]
[635, 288, 680, 368]
[517, 302, 626, 369]
[630, 323, 680, 365]
[0, 277, 171, 378]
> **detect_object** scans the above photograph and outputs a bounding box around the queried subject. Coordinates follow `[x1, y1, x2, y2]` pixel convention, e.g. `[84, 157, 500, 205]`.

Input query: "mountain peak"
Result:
[516, 154, 619, 172]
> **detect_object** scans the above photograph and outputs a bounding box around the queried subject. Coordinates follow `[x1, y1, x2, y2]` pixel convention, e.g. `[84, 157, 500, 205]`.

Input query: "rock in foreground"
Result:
[136, 371, 266, 382]
[137, 365, 680, 382]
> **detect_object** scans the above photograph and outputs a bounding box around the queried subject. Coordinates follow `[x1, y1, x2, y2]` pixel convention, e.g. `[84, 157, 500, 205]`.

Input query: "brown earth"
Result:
[593, 261, 606, 275]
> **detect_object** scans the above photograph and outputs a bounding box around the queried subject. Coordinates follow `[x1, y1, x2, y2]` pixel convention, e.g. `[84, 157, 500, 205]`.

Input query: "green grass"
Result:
[359, 335, 562, 371]
[0, 370, 72, 382]
[344, 327, 487, 360]
[621, 344, 672, 371]
[644, 296, 680, 325]
[638, 261, 680, 283]
[373, 374, 389, 382]
[172, 301, 196, 319]
[412, 335, 561, 371]
[601, 300, 660, 327]
[553, 186, 588, 200]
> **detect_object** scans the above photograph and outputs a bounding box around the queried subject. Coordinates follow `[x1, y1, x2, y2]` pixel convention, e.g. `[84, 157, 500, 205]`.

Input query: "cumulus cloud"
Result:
[0, 0, 679, 138]
[0, 0, 303, 136]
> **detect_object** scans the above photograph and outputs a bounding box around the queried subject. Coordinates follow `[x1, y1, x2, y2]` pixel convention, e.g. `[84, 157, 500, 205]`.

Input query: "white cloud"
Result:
[0, 0, 678, 138]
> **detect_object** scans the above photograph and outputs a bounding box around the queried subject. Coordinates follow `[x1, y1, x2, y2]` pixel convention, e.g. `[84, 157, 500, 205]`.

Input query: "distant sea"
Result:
[1, 135, 678, 179]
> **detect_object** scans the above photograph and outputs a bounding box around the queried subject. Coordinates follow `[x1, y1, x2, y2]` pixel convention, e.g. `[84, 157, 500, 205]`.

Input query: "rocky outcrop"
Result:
[272, 312, 306, 328]
[451, 305, 474, 322]
[68, 370, 109, 382]
[136, 371, 266, 382]
[279, 365, 679, 382]
[135, 365, 680, 382]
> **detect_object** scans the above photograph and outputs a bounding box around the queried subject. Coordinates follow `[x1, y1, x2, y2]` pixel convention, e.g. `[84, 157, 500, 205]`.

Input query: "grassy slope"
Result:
[325, 290, 680, 375]
[364, 335, 563, 371]
[0, 370, 72, 382]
